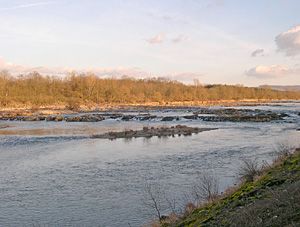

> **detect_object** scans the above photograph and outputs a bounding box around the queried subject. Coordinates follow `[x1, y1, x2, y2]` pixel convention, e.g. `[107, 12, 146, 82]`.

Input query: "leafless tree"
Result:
[165, 196, 177, 214]
[142, 182, 165, 220]
[192, 172, 219, 204]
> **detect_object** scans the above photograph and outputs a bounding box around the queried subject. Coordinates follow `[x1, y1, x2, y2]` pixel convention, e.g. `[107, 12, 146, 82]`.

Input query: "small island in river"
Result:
[91, 125, 217, 140]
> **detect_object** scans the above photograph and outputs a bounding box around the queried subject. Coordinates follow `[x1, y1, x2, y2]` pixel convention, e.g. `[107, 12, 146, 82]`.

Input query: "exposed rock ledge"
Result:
[0, 124, 10, 129]
[91, 125, 217, 140]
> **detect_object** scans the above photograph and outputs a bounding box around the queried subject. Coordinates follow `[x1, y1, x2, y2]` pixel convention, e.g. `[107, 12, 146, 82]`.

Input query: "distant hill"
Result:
[260, 85, 300, 91]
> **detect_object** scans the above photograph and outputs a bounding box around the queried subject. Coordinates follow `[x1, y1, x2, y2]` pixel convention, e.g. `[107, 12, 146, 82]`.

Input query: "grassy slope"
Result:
[173, 149, 300, 227]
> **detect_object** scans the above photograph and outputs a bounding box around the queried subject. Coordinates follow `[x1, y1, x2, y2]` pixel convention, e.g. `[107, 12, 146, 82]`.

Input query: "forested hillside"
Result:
[1, 71, 300, 108]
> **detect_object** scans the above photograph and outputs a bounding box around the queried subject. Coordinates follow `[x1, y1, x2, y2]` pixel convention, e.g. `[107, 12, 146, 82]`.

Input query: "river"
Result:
[0, 102, 299, 226]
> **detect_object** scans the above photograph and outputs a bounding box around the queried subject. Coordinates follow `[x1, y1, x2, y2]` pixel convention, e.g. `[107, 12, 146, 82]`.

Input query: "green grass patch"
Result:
[168, 150, 300, 227]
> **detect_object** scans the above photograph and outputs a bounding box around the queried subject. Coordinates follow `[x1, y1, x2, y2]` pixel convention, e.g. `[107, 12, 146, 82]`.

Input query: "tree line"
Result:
[0, 71, 299, 108]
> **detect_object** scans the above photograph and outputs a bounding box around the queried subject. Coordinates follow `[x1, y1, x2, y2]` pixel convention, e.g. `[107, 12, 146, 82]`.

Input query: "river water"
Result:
[0, 102, 299, 226]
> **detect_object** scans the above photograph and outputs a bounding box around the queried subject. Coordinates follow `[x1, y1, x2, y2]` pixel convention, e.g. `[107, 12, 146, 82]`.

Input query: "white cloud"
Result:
[275, 25, 300, 56]
[146, 33, 165, 44]
[0, 57, 207, 84]
[245, 65, 299, 78]
[0, 57, 150, 78]
[251, 49, 264, 57]
[146, 33, 189, 45]
[172, 35, 189, 43]
[165, 72, 204, 84]
[0, 57, 68, 75]
[206, 0, 224, 8]
[0, 1, 55, 11]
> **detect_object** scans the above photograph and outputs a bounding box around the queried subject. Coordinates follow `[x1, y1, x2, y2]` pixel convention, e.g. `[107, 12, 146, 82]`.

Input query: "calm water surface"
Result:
[0, 103, 299, 226]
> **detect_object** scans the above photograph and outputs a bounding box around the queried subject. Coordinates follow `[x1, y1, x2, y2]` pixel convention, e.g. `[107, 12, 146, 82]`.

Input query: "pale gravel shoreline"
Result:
[1, 99, 299, 116]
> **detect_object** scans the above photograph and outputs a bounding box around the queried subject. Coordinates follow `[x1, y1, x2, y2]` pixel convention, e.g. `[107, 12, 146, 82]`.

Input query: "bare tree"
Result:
[142, 181, 181, 224]
[192, 172, 219, 204]
[142, 182, 165, 220]
[165, 196, 177, 214]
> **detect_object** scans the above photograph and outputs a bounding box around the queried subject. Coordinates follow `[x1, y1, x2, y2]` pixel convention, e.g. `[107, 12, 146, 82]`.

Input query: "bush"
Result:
[238, 159, 262, 182]
[274, 141, 295, 161]
[66, 98, 81, 111]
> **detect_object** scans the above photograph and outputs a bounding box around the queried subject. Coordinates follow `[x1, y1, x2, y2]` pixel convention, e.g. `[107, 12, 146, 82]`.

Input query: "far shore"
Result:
[0, 99, 298, 116]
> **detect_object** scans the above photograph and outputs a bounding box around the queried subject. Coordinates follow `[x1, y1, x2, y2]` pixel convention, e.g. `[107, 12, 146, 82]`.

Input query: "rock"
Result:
[137, 114, 157, 121]
[162, 116, 176, 121]
[84, 114, 105, 122]
[183, 115, 198, 120]
[65, 116, 80, 122]
[23, 116, 39, 121]
[280, 113, 289, 118]
[14, 116, 25, 121]
[93, 114, 106, 121]
[197, 111, 283, 122]
[121, 115, 134, 121]
[55, 115, 64, 121]
[38, 116, 46, 121]
[46, 116, 57, 121]
[65, 114, 104, 122]
[108, 114, 123, 119]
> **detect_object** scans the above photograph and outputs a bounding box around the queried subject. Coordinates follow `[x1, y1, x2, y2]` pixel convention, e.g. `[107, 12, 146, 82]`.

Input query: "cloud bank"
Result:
[0, 57, 203, 84]
[165, 72, 203, 84]
[275, 25, 300, 56]
[245, 65, 299, 78]
[0, 57, 149, 78]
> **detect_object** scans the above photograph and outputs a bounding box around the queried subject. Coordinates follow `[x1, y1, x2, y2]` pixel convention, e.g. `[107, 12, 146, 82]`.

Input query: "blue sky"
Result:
[0, 0, 299, 86]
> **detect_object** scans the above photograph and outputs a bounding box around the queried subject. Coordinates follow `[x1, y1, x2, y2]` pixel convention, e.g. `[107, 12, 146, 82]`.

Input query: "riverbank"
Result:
[0, 101, 293, 123]
[0, 99, 299, 113]
[159, 148, 300, 227]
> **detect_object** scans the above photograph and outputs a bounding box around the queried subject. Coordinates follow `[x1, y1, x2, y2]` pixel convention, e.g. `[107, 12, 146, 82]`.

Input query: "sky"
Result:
[0, 0, 299, 86]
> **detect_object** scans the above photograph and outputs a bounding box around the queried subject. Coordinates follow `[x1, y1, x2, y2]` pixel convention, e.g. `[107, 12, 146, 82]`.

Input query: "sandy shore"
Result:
[0, 99, 296, 116]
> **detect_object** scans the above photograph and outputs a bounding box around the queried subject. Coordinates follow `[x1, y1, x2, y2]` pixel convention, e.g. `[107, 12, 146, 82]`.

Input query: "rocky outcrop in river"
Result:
[91, 125, 217, 140]
[0, 108, 288, 123]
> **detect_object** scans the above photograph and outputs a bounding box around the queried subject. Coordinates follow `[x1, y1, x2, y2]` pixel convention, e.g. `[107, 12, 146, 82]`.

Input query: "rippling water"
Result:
[0, 103, 299, 226]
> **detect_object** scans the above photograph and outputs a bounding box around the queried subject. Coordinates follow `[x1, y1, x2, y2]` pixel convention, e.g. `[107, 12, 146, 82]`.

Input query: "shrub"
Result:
[274, 141, 295, 162]
[66, 98, 81, 111]
[238, 159, 261, 182]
